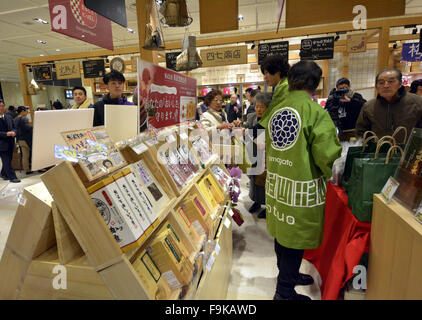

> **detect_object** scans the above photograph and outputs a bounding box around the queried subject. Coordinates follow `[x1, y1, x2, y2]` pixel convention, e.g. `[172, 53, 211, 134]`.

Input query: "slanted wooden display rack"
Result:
[0, 135, 233, 300]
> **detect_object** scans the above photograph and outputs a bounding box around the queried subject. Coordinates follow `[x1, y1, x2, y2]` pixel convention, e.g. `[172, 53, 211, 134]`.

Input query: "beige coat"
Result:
[200, 109, 228, 134]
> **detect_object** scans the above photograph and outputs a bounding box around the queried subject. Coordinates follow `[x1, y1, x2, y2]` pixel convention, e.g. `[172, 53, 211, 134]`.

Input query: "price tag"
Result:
[214, 243, 221, 256]
[166, 134, 176, 144]
[179, 132, 188, 140]
[86, 152, 108, 163]
[381, 176, 399, 203]
[132, 143, 148, 155]
[228, 209, 234, 217]
[206, 254, 216, 271]
[54, 145, 79, 162]
[145, 137, 158, 146]
[224, 216, 231, 229]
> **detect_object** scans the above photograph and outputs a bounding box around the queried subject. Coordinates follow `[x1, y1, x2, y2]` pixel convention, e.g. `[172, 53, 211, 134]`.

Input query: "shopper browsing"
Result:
[91, 70, 134, 127]
[243, 92, 272, 219]
[0, 100, 20, 183]
[245, 89, 258, 115]
[325, 78, 366, 141]
[71, 86, 92, 109]
[355, 68, 422, 142]
[14, 106, 33, 175]
[260, 61, 342, 300]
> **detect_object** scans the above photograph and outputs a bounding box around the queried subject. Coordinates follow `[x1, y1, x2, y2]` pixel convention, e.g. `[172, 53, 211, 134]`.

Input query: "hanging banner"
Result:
[300, 37, 334, 60]
[258, 41, 289, 65]
[137, 59, 197, 129]
[200, 45, 248, 68]
[347, 33, 367, 53]
[48, 0, 114, 50]
[402, 42, 422, 62]
[55, 61, 81, 79]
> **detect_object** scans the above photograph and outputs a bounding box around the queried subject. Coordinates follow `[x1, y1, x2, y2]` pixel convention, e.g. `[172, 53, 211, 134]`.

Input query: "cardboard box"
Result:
[87, 177, 144, 252]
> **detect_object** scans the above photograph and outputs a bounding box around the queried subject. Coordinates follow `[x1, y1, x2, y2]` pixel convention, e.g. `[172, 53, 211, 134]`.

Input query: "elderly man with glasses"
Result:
[355, 68, 422, 142]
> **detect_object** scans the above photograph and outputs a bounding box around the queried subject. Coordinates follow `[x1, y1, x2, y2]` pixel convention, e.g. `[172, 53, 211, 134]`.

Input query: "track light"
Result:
[334, 35, 340, 42]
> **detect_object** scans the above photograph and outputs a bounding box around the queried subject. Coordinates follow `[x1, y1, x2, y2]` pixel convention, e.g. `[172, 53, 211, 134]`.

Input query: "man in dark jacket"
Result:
[225, 94, 242, 123]
[355, 68, 422, 143]
[0, 100, 20, 183]
[90, 70, 134, 127]
[14, 106, 33, 174]
[6, 106, 17, 119]
[325, 78, 366, 141]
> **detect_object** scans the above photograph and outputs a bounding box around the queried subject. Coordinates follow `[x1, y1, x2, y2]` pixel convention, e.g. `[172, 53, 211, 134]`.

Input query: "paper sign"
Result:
[228, 209, 234, 217]
[381, 176, 400, 202]
[55, 61, 81, 79]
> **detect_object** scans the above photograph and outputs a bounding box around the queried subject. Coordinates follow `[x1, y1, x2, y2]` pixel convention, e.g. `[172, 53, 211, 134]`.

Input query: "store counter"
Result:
[303, 182, 371, 300]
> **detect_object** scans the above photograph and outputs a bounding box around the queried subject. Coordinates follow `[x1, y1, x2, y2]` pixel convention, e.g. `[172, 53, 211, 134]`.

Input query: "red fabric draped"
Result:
[303, 182, 371, 300]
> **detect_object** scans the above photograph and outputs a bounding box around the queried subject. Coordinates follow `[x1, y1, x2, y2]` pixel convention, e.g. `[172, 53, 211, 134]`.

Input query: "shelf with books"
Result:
[0, 124, 233, 300]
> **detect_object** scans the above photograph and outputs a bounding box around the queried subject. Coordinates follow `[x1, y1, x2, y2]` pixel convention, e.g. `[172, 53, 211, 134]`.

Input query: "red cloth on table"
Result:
[303, 182, 371, 300]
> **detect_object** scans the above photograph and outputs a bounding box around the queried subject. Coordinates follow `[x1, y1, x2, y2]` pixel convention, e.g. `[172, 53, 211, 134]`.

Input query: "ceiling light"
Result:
[412, 27, 418, 34]
[127, 28, 136, 34]
[81, 35, 85, 38]
[37, 40, 47, 44]
[33, 18, 48, 24]
[40, 54, 44, 56]
[238, 14, 244, 21]
[56, 49, 61, 52]
[334, 35, 340, 41]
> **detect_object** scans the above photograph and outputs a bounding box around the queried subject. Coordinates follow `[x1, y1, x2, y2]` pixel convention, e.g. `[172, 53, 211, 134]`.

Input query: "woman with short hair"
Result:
[200, 90, 237, 133]
[260, 61, 342, 300]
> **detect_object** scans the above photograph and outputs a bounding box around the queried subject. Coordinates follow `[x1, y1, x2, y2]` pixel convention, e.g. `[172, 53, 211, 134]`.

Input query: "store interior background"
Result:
[1, 0, 422, 300]
[1, 0, 422, 110]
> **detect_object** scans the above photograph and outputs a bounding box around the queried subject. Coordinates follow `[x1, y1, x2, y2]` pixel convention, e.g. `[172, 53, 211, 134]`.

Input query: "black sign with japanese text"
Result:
[300, 37, 334, 60]
[166, 51, 182, 71]
[258, 41, 289, 65]
[82, 59, 106, 78]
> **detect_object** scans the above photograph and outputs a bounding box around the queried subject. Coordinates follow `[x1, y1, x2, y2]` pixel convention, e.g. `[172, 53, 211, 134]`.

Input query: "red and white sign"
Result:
[137, 59, 197, 129]
[48, 0, 113, 50]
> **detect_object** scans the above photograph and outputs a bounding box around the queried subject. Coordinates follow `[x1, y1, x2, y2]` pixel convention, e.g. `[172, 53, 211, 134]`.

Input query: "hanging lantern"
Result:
[159, 0, 192, 27]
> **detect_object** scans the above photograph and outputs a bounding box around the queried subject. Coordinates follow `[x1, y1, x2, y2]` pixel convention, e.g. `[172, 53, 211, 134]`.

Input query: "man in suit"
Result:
[0, 100, 20, 183]
[225, 94, 242, 123]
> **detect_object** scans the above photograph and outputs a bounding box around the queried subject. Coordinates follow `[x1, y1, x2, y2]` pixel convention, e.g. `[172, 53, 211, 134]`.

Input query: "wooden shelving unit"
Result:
[0, 130, 233, 300]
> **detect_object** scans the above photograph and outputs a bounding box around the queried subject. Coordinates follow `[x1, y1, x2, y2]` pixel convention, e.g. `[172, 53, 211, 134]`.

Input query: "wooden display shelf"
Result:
[0, 134, 233, 300]
[366, 194, 422, 299]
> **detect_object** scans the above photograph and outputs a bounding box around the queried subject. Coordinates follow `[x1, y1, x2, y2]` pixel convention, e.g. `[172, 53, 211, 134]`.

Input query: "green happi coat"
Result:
[259, 90, 342, 250]
[260, 78, 289, 125]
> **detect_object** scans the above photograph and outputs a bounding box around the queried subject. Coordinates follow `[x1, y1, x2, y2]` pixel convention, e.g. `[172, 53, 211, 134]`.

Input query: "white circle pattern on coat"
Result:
[269, 107, 301, 151]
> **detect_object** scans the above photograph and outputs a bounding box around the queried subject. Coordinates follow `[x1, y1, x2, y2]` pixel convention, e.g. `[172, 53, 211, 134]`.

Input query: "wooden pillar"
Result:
[17, 60, 33, 121]
[341, 52, 349, 79]
[136, 0, 158, 64]
[377, 26, 390, 73]
[322, 59, 329, 97]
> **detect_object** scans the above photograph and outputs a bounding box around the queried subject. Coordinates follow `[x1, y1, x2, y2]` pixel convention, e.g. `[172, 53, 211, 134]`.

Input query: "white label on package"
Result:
[228, 209, 234, 217]
[224, 217, 231, 229]
[162, 270, 182, 290]
[206, 254, 216, 271]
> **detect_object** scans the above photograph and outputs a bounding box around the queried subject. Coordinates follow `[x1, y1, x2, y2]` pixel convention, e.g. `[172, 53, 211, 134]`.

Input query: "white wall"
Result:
[1, 81, 24, 107]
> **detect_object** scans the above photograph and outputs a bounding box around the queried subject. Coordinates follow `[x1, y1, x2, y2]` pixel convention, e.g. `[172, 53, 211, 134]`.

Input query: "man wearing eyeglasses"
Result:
[355, 68, 422, 142]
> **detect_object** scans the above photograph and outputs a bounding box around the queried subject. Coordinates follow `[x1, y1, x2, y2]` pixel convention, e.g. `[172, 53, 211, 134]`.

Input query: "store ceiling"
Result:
[0, 0, 421, 83]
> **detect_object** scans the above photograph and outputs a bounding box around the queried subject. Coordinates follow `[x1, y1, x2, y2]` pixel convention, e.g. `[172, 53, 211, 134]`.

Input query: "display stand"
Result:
[366, 194, 422, 299]
[0, 132, 233, 300]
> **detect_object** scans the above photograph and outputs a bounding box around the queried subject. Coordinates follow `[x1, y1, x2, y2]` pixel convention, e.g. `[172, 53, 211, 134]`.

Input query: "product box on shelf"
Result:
[148, 228, 194, 288]
[197, 173, 225, 210]
[181, 195, 213, 236]
[87, 176, 146, 252]
[394, 128, 422, 211]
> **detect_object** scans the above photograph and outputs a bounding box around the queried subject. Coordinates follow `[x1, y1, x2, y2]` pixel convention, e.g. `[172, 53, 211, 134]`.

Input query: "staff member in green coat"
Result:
[260, 54, 290, 122]
[260, 61, 342, 300]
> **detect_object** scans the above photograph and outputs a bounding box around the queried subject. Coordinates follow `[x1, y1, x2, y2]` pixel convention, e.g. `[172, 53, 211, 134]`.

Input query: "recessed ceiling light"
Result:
[56, 49, 61, 52]
[127, 28, 136, 34]
[37, 40, 47, 44]
[238, 14, 244, 21]
[40, 54, 45, 56]
[33, 18, 48, 24]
